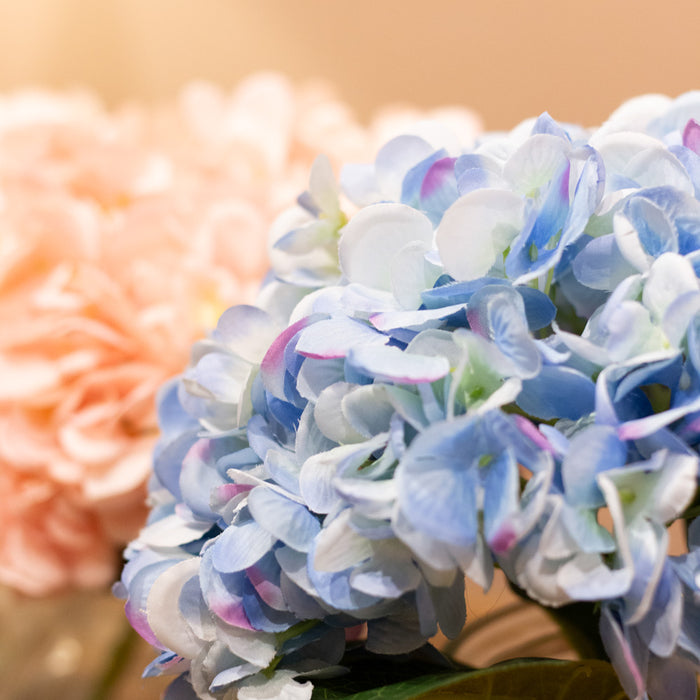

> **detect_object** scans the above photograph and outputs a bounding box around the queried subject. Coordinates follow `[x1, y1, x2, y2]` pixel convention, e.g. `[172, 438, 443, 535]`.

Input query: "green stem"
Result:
[544, 603, 607, 661]
[88, 619, 140, 700]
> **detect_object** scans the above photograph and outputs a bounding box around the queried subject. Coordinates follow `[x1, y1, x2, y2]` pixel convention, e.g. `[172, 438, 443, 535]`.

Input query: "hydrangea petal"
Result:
[248, 486, 321, 553]
[338, 203, 433, 291]
[347, 344, 450, 384]
[436, 189, 524, 281]
[295, 316, 388, 359]
[146, 558, 203, 659]
[211, 519, 277, 574]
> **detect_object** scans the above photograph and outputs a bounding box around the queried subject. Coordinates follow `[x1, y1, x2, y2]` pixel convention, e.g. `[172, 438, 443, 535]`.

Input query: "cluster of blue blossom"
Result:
[117, 92, 700, 700]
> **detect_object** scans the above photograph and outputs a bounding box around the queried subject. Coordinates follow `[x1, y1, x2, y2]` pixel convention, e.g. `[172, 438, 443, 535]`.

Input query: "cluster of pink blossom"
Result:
[0, 75, 480, 595]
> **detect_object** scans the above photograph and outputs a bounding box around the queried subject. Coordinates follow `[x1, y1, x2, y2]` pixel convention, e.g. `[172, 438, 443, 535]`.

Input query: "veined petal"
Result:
[436, 189, 524, 281]
[248, 486, 320, 553]
[213, 305, 281, 364]
[313, 509, 373, 572]
[211, 519, 276, 574]
[339, 203, 433, 291]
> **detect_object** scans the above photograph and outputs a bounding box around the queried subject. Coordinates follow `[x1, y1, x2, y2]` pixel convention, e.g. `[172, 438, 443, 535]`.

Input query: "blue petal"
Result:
[400, 148, 448, 208]
[421, 277, 509, 309]
[180, 438, 233, 521]
[562, 425, 627, 508]
[419, 157, 459, 225]
[482, 451, 520, 551]
[514, 286, 557, 330]
[307, 543, 382, 611]
[242, 579, 296, 632]
[211, 518, 276, 574]
[573, 234, 637, 291]
[517, 365, 596, 420]
[506, 161, 570, 279]
[397, 417, 481, 548]
[163, 675, 199, 700]
[531, 112, 571, 140]
[154, 430, 199, 501]
[248, 486, 320, 553]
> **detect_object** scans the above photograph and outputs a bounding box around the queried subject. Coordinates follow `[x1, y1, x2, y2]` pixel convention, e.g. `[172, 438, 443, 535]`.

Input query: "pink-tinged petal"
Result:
[260, 316, 312, 398]
[201, 553, 254, 630]
[421, 157, 457, 199]
[210, 483, 254, 512]
[209, 596, 254, 631]
[488, 524, 518, 554]
[513, 415, 557, 455]
[125, 599, 162, 648]
[147, 558, 203, 658]
[683, 118, 700, 155]
[296, 316, 388, 359]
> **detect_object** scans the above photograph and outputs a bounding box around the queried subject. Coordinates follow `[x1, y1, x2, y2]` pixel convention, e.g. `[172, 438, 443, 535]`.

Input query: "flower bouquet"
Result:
[118, 92, 700, 700]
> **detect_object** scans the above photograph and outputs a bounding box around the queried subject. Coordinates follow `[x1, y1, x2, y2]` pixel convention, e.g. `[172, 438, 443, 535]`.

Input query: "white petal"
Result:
[147, 558, 203, 658]
[215, 620, 276, 667]
[140, 514, 213, 548]
[237, 670, 313, 700]
[436, 189, 524, 281]
[339, 203, 434, 291]
[314, 383, 366, 444]
[314, 509, 373, 572]
[503, 133, 570, 195]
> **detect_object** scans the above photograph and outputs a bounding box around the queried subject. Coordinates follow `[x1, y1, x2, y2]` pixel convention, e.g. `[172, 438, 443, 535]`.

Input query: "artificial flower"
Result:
[120, 92, 700, 700]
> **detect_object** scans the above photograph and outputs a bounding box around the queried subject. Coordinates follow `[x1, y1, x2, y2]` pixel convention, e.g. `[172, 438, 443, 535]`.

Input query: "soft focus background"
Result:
[1, 1, 699, 698]
[0, 0, 699, 130]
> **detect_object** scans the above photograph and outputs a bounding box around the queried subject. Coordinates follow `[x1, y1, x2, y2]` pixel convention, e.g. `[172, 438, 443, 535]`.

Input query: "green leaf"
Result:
[311, 659, 626, 699]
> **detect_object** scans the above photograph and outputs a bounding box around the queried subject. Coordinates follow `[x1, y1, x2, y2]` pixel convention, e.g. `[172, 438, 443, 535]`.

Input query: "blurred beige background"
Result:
[0, 0, 698, 129]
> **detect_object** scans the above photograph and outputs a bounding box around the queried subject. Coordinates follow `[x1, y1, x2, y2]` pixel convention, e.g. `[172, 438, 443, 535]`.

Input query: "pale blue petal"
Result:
[374, 134, 436, 201]
[211, 519, 276, 574]
[349, 543, 422, 599]
[562, 425, 627, 508]
[599, 606, 648, 700]
[573, 234, 637, 290]
[248, 487, 320, 553]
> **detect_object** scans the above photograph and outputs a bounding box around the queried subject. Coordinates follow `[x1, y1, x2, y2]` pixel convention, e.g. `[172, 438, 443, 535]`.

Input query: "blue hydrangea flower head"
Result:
[119, 96, 700, 700]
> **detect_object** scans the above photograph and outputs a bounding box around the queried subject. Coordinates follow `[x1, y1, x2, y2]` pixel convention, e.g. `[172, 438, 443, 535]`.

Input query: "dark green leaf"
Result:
[311, 659, 626, 699]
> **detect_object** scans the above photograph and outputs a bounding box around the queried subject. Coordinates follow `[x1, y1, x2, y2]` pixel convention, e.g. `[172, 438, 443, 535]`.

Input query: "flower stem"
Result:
[544, 602, 607, 661]
[88, 618, 140, 700]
